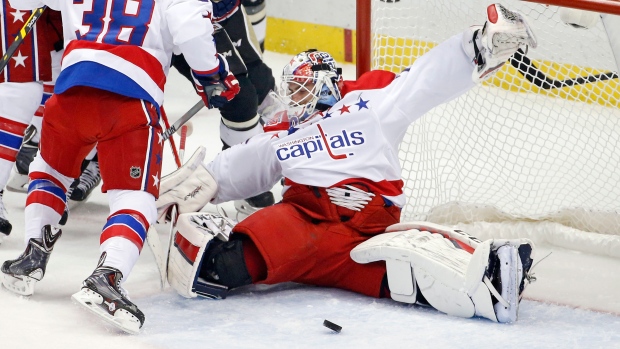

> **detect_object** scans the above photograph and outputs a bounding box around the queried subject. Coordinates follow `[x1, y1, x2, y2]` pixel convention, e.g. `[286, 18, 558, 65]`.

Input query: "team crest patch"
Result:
[130, 166, 142, 179]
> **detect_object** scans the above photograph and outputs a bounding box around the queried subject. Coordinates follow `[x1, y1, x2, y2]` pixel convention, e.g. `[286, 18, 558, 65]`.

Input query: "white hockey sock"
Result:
[24, 155, 74, 243]
[100, 237, 140, 284]
[0, 158, 14, 190]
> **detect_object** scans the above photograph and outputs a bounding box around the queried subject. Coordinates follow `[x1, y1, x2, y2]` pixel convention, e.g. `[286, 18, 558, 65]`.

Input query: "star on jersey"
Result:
[355, 97, 369, 110]
[323, 111, 333, 119]
[155, 153, 162, 165]
[152, 173, 160, 188]
[12, 51, 28, 68]
[11, 10, 27, 23]
[157, 132, 163, 145]
[338, 104, 350, 114]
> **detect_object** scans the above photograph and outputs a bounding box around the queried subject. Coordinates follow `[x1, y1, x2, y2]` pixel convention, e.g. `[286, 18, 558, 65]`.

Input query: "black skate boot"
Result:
[0, 190, 12, 238]
[234, 191, 275, 216]
[72, 253, 145, 334]
[1, 225, 62, 295]
[485, 240, 535, 323]
[6, 125, 38, 193]
[69, 156, 101, 203]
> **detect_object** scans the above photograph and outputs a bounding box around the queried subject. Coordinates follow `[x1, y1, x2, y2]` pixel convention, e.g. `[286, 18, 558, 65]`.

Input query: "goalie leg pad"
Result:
[157, 147, 217, 223]
[167, 213, 234, 298]
[351, 228, 476, 318]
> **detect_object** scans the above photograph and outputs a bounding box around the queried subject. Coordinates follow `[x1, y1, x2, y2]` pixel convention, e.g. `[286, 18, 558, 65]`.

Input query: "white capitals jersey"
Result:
[10, 0, 220, 108]
[207, 33, 477, 207]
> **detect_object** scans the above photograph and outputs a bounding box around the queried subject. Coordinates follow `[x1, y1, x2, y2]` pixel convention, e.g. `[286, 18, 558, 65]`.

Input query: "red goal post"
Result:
[356, 0, 620, 78]
[353, 0, 620, 254]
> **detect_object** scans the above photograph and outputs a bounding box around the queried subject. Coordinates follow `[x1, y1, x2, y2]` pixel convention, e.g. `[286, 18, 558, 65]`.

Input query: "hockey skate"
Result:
[233, 191, 275, 217]
[72, 254, 145, 335]
[0, 190, 12, 239]
[485, 240, 534, 323]
[6, 126, 38, 193]
[68, 158, 101, 209]
[1, 225, 62, 296]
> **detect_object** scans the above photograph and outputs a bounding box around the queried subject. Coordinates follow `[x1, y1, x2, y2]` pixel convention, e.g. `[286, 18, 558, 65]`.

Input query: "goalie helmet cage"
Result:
[356, 0, 620, 255]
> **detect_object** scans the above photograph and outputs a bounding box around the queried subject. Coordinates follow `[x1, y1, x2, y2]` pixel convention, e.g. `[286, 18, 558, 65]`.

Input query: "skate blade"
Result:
[493, 245, 520, 323]
[1, 272, 37, 296]
[72, 288, 142, 335]
[67, 199, 83, 210]
[5, 174, 28, 193]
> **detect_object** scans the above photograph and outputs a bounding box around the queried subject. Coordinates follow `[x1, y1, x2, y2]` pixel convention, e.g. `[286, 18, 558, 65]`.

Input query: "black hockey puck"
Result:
[323, 319, 342, 333]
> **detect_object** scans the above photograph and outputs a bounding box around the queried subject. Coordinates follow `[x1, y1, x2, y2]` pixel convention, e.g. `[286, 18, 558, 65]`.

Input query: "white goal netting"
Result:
[369, 0, 620, 250]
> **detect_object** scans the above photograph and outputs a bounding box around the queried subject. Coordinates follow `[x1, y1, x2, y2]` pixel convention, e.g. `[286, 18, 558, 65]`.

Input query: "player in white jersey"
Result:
[159, 3, 537, 323]
[1, 0, 239, 334]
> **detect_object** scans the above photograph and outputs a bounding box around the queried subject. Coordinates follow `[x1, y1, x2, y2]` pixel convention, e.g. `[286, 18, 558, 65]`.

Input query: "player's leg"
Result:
[221, 5, 275, 105]
[351, 224, 535, 323]
[217, 8, 278, 214]
[0, 82, 42, 238]
[171, 33, 274, 214]
[9, 48, 63, 193]
[1, 87, 94, 295]
[68, 148, 100, 203]
[241, 0, 267, 52]
[167, 203, 324, 299]
[71, 95, 162, 334]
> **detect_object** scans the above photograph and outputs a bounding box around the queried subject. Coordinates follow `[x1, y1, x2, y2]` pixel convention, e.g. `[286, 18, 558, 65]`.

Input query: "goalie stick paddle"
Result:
[0, 6, 47, 73]
[162, 100, 205, 141]
[509, 49, 618, 90]
[146, 226, 168, 289]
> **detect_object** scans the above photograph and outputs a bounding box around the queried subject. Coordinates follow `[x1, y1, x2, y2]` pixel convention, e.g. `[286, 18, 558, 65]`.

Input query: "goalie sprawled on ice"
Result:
[158, 3, 538, 323]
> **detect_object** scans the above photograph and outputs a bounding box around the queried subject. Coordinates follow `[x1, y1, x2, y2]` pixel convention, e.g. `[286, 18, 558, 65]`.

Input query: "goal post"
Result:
[355, 0, 620, 254]
[523, 0, 620, 15]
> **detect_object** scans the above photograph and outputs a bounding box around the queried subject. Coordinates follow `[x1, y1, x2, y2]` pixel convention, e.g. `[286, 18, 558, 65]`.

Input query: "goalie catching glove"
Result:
[463, 3, 537, 82]
[157, 146, 218, 223]
[193, 53, 240, 109]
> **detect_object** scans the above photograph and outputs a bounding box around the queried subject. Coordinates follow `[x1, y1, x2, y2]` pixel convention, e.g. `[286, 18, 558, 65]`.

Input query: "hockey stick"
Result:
[160, 107, 182, 168]
[162, 100, 205, 140]
[509, 49, 618, 89]
[147, 101, 203, 289]
[0, 6, 47, 73]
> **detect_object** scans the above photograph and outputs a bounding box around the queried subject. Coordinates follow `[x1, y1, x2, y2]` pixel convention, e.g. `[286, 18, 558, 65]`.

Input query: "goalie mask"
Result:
[278, 50, 343, 124]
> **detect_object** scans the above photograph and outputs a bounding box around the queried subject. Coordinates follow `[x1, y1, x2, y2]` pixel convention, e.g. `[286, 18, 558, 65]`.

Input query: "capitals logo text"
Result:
[276, 124, 365, 161]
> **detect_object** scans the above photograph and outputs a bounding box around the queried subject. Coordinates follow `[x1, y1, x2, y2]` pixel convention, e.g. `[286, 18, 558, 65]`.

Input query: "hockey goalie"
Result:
[157, 3, 537, 323]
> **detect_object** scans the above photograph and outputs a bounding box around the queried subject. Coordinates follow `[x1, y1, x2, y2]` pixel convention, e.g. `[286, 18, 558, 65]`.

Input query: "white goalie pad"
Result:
[350, 227, 476, 318]
[352, 222, 535, 323]
[386, 221, 482, 253]
[167, 213, 233, 298]
[157, 146, 218, 223]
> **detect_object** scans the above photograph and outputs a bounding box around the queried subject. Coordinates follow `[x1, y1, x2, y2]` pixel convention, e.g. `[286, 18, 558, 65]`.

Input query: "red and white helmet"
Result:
[279, 49, 343, 117]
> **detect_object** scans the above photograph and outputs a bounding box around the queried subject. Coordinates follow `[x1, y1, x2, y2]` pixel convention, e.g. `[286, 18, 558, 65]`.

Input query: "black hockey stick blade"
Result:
[509, 49, 618, 90]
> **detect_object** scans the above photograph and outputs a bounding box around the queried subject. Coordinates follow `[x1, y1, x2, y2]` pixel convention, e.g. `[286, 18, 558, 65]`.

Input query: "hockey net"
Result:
[362, 0, 620, 255]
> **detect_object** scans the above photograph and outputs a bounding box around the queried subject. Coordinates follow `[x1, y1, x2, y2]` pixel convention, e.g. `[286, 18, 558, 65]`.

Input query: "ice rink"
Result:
[0, 51, 619, 349]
